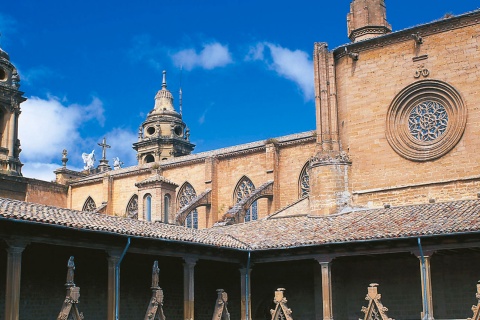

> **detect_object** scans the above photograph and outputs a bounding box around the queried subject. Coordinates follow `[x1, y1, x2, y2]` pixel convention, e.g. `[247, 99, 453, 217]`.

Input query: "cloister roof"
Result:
[1, 197, 480, 251]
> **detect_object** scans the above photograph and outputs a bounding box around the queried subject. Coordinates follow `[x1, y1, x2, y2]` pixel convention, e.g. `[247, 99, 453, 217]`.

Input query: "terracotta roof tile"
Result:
[0, 198, 247, 249]
[213, 200, 480, 250]
[1, 198, 480, 251]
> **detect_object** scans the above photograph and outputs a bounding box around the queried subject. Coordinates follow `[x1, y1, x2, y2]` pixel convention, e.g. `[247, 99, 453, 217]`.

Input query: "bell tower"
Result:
[133, 71, 195, 164]
[0, 46, 26, 176]
[347, 0, 391, 42]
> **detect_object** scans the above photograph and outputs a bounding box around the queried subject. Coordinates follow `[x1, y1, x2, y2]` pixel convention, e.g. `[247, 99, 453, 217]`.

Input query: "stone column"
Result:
[106, 252, 121, 320]
[240, 267, 252, 320]
[417, 253, 434, 320]
[183, 257, 197, 320]
[8, 112, 16, 158]
[315, 257, 334, 320]
[4, 241, 27, 320]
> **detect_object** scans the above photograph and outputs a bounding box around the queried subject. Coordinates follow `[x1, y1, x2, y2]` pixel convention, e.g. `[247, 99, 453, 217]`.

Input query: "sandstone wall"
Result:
[25, 178, 68, 207]
[69, 137, 316, 228]
[334, 21, 480, 208]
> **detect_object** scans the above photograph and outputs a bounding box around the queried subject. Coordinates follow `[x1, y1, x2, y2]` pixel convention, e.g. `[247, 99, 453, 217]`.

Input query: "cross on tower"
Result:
[97, 137, 111, 171]
[97, 137, 111, 161]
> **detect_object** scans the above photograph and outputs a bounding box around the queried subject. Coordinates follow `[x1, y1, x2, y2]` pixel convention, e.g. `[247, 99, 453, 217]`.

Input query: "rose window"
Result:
[386, 80, 466, 161]
[408, 101, 448, 142]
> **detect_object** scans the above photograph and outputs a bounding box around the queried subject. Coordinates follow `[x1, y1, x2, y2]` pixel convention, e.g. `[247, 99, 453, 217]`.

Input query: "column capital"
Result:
[239, 267, 252, 275]
[183, 257, 197, 266]
[5, 239, 29, 253]
[411, 249, 435, 258]
[105, 248, 123, 260]
[314, 255, 335, 264]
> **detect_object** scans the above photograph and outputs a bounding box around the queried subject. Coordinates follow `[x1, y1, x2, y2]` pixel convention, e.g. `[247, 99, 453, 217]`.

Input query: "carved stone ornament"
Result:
[310, 151, 351, 165]
[66, 256, 75, 286]
[82, 197, 96, 212]
[467, 281, 480, 320]
[57, 256, 84, 320]
[212, 289, 230, 320]
[414, 65, 430, 78]
[126, 195, 138, 219]
[299, 164, 310, 198]
[359, 283, 393, 320]
[144, 261, 166, 320]
[270, 288, 293, 320]
[386, 80, 466, 161]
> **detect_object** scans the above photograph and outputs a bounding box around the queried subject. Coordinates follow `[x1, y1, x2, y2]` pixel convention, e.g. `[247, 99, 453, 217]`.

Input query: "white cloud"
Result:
[198, 108, 210, 125]
[18, 96, 105, 179]
[172, 42, 233, 71]
[245, 43, 265, 61]
[247, 42, 314, 100]
[21, 162, 83, 183]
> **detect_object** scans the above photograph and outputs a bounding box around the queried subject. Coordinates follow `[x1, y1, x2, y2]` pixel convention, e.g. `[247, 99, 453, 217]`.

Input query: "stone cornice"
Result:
[133, 136, 195, 148]
[334, 9, 480, 59]
[68, 177, 104, 187]
[69, 167, 152, 186]
[71, 131, 316, 183]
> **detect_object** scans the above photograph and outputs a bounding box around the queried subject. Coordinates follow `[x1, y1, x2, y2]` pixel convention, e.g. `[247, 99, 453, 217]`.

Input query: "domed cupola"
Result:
[0, 45, 26, 176]
[152, 72, 176, 114]
[133, 71, 195, 164]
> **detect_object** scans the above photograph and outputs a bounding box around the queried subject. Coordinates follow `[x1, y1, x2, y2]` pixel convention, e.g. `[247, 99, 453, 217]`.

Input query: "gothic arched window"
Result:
[164, 194, 171, 223]
[177, 182, 198, 229]
[82, 196, 96, 212]
[144, 194, 152, 221]
[184, 210, 198, 229]
[299, 162, 310, 198]
[126, 195, 138, 219]
[234, 176, 257, 222]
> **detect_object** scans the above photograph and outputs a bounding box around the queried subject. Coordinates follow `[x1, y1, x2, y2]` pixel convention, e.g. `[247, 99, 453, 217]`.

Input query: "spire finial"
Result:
[179, 66, 183, 115]
[162, 70, 167, 89]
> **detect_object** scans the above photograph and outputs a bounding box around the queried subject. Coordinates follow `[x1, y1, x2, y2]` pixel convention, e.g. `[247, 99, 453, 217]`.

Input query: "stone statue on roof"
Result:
[82, 150, 95, 170]
[113, 157, 123, 170]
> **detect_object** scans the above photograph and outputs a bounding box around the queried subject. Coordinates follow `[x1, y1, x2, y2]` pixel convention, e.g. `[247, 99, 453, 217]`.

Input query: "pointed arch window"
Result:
[234, 176, 257, 222]
[82, 196, 96, 212]
[177, 182, 198, 229]
[144, 194, 152, 222]
[299, 162, 310, 198]
[126, 195, 138, 219]
[184, 210, 198, 229]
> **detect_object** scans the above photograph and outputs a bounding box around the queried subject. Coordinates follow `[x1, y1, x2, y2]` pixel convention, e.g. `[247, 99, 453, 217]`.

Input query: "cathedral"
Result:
[1, 1, 480, 319]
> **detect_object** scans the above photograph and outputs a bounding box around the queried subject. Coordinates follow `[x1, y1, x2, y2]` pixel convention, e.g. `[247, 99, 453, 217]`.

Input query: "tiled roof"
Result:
[213, 199, 480, 250]
[1, 198, 480, 251]
[0, 198, 247, 249]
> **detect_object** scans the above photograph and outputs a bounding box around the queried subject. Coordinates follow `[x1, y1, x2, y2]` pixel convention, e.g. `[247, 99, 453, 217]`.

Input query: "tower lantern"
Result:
[0, 46, 26, 176]
[133, 71, 195, 164]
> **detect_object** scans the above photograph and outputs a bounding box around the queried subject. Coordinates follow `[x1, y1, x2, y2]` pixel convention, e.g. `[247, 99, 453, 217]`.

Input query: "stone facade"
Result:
[68, 133, 316, 228]
[2, 3, 480, 320]
[1, 1, 478, 228]
[333, 10, 480, 209]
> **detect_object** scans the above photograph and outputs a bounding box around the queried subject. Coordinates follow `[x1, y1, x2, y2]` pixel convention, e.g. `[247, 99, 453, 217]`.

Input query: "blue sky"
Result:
[0, 1, 478, 180]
